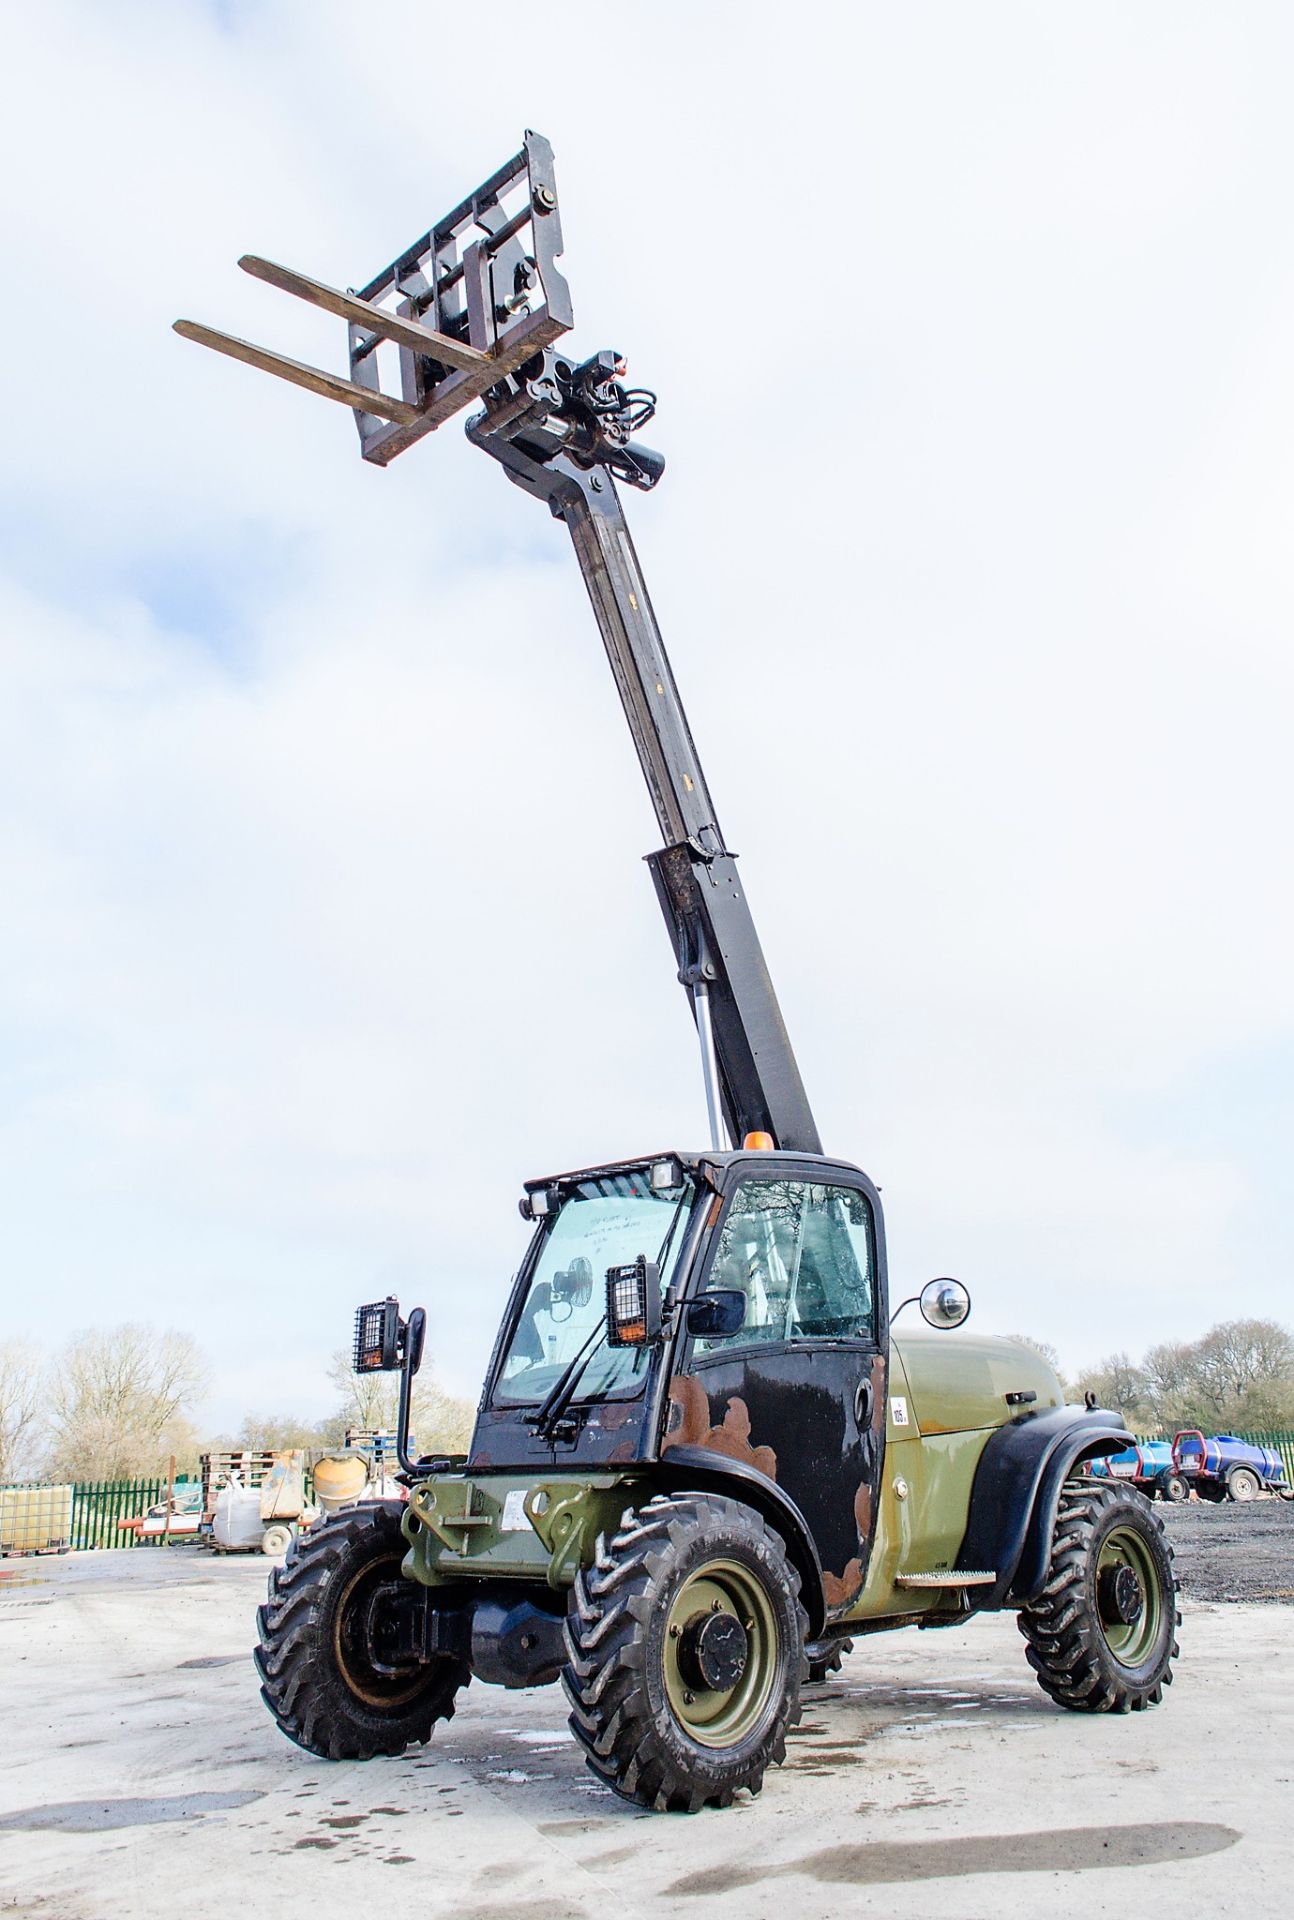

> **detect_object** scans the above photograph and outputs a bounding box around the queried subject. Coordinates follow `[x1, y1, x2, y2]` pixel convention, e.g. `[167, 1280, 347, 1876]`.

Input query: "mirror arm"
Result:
[889, 1295, 919, 1329]
[395, 1307, 426, 1476]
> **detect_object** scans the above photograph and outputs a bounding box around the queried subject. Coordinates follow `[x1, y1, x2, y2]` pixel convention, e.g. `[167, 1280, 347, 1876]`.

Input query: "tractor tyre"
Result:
[1158, 1471, 1189, 1504]
[1226, 1467, 1261, 1503]
[562, 1492, 807, 1812]
[1017, 1481, 1179, 1714]
[805, 1635, 854, 1684]
[255, 1501, 468, 1760]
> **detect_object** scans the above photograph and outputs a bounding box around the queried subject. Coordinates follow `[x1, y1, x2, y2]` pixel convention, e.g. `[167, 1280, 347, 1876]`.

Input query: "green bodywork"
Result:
[401, 1332, 1066, 1624]
[403, 1471, 647, 1590]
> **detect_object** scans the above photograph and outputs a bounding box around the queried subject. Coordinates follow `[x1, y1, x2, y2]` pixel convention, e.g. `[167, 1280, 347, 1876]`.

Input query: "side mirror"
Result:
[606, 1256, 662, 1348]
[890, 1277, 972, 1331]
[920, 1278, 971, 1329]
[685, 1289, 747, 1339]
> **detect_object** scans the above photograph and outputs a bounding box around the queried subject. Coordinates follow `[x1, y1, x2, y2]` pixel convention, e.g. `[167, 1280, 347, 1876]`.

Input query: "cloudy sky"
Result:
[2, 2, 1291, 1432]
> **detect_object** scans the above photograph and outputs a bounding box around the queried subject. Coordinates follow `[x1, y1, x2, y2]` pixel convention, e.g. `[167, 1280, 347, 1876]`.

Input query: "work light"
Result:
[605, 1256, 662, 1348]
[352, 1298, 401, 1373]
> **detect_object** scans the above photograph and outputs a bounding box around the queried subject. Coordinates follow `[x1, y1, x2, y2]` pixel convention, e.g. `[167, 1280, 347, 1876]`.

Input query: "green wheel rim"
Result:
[663, 1559, 779, 1748]
[1096, 1525, 1163, 1667]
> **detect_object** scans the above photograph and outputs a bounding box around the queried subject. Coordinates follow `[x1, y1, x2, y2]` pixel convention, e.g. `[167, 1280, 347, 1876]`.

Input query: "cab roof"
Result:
[523, 1147, 872, 1194]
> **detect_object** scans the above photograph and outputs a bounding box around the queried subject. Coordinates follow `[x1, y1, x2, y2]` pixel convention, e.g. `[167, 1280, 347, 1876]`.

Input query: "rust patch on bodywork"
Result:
[820, 1357, 887, 1610]
[663, 1375, 778, 1479]
[820, 1478, 872, 1607]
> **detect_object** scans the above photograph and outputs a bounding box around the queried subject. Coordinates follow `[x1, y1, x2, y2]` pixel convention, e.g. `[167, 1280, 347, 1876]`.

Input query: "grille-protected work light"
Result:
[353, 1298, 401, 1373]
[605, 1256, 662, 1348]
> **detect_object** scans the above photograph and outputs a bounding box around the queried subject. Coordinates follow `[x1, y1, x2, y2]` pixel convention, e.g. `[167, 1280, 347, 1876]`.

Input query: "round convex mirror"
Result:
[920, 1277, 971, 1329]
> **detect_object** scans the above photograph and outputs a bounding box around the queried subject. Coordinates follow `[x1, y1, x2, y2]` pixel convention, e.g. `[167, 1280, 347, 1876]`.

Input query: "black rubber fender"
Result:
[956, 1407, 1133, 1610]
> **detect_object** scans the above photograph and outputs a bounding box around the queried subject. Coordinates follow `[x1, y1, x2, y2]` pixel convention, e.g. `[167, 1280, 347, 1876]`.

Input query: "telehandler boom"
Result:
[178, 132, 1179, 1814]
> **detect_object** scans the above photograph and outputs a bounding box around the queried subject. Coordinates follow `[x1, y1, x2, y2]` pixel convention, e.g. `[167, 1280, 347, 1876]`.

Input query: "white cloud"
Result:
[2, 2, 1292, 1427]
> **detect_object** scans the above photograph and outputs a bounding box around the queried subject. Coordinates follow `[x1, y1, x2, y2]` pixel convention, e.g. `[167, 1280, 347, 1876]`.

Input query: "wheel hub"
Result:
[677, 1608, 749, 1692]
[1098, 1561, 1144, 1626]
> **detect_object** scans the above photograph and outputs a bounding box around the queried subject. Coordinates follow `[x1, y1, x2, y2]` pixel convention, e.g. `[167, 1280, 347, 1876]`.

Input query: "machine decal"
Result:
[501, 1488, 531, 1531]
[891, 1396, 909, 1426]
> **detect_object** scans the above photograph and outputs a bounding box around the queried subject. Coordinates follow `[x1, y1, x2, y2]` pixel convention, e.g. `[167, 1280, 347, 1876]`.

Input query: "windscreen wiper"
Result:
[526, 1187, 693, 1440]
[526, 1316, 608, 1440]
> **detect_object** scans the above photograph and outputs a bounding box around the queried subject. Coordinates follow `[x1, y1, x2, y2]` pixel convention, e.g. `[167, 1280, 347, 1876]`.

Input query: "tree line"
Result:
[6, 1313, 1292, 1486]
[0, 1324, 475, 1485]
[1006, 1318, 1294, 1433]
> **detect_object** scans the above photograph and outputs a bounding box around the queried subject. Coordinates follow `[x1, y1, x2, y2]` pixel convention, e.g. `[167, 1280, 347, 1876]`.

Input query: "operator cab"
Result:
[473, 1145, 887, 1487]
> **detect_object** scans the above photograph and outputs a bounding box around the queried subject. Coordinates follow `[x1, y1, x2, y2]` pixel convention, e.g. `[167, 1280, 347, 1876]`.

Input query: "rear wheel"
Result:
[255, 1502, 468, 1759]
[1226, 1467, 1261, 1502]
[562, 1492, 807, 1811]
[1018, 1481, 1178, 1714]
[1157, 1471, 1188, 1504]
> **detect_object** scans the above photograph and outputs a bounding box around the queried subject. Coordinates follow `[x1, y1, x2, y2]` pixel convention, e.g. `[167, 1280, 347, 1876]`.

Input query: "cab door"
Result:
[662, 1170, 887, 1616]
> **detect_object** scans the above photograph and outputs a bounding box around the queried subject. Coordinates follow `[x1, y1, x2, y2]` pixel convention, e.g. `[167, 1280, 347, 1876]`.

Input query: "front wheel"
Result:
[1018, 1482, 1179, 1713]
[255, 1502, 468, 1759]
[805, 1634, 854, 1684]
[562, 1493, 807, 1812]
[1226, 1467, 1261, 1502]
[1157, 1470, 1189, 1504]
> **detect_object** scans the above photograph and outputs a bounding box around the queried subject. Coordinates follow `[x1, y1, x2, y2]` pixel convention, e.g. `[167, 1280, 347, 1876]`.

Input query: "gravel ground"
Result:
[1160, 1496, 1294, 1604]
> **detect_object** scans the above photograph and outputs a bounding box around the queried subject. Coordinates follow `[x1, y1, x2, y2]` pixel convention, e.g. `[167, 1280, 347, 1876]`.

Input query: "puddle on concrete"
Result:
[0, 1791, 263, 1833]
[668, 1822, 1241, 1893]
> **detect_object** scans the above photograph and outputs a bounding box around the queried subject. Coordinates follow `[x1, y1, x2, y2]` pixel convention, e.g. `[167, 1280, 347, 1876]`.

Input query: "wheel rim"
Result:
[662, 1559, 779, 1748]
[1231, 1471, 1258, 1501]
[1095, 1525, 1163, 1667]
[333, 1551, 430, 1710]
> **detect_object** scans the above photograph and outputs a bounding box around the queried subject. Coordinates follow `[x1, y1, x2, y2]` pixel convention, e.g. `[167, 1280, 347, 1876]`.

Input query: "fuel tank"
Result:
[891, 1331, 1066, 1436]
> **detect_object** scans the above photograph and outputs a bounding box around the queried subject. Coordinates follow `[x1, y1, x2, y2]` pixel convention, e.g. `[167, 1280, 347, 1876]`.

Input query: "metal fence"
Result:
[70, 1477, 166, 1549]
[0, 1476, 198, 1553]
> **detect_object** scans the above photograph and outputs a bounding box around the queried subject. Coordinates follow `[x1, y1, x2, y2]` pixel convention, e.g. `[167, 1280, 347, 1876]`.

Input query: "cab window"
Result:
[694, 1178, 875, 1352]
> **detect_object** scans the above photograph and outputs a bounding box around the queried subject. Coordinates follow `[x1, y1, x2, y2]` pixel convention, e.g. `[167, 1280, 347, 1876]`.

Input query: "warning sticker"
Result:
[890, 1396, 910, 1427]
[501, 1488, 532, 1532]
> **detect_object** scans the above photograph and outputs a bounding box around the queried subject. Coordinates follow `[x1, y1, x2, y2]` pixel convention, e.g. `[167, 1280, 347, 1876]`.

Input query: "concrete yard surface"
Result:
[1, 1548, 1290, 1919]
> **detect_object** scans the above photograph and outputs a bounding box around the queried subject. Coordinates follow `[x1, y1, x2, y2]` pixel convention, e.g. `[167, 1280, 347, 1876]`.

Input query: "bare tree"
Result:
[45, 1326, 209, 1481]
[1072, 1351, 1152, 1424]
[0, 1341, 45, 1483]
[1191, 1320, 1294, 1422]
[1074, 1319, 1294, 1433]
[1138, 1340, 1198, 1428]
[326, 1348, 475, 1454]
[235, 1413, 333, 1453]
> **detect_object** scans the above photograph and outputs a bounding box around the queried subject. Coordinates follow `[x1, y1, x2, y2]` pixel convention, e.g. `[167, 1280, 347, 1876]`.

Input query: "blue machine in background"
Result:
[1172, 1431, 1293, 1503]
[1088, 1440, 1179, 1499]
[1089, 1432, 1292, 1502]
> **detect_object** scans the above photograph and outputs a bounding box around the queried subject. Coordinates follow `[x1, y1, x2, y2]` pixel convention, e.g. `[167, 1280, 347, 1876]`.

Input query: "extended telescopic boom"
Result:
[174, 131, 821, 1156]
